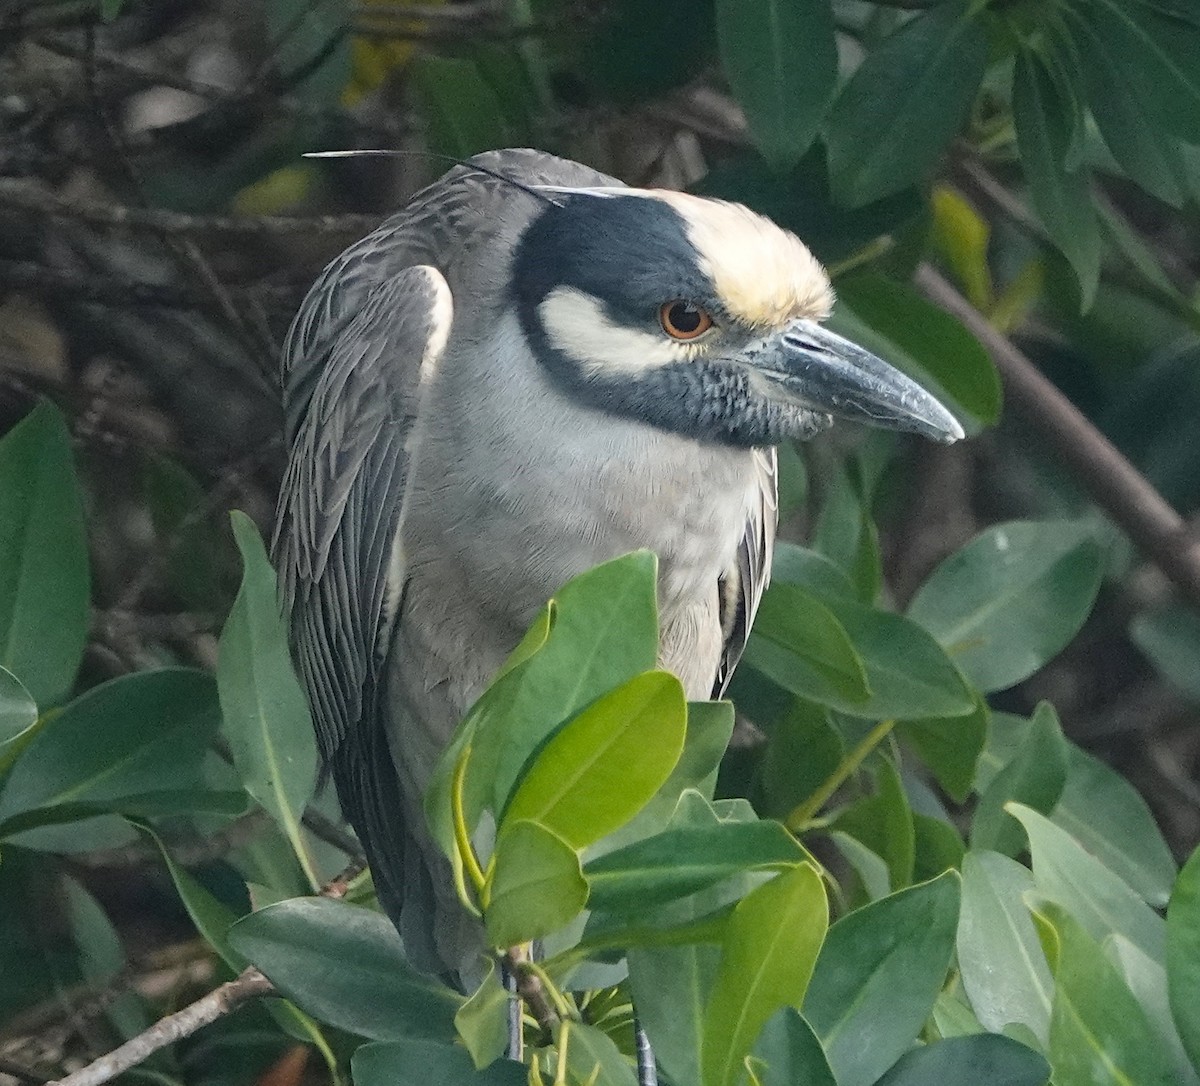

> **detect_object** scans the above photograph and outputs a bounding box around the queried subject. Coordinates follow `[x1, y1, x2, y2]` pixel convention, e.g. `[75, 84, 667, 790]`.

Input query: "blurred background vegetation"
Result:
[2, 0, 1200, 1083]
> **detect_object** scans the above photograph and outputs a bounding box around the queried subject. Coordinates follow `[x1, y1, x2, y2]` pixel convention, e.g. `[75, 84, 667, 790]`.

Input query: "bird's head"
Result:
[512, 187, 964, 447]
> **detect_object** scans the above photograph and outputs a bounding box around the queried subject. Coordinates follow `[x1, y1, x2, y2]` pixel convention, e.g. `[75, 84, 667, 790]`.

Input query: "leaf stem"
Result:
[786, 719, 897, 830]
[451, 743, 487, 901]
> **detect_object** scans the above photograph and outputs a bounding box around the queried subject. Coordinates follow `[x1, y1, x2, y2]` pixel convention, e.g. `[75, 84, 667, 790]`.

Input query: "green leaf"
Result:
[832, 275, 1001, 431]
[586, 820, 806, 916]
[804, 872, 961, 1086]
[228, 897, 461, 1042]
[757, 699, 843, 821]
[501, 670, 685, 849]
[830, 758, 915, 891]
[912, 813, 964, 884]
[557, 1021, 638, 1086]
[1131, 603, 1200, 703]
[823, 0, 988, 207]
[716, 0, 835, 171]
[873, 1034, 1049, 1086]
[770, 543, 856, 602]
[1012, 49, 1101, 309]
[972, 702, 1067, 856]
[0, 669, 220, 830]
[907, 521, 1104, 693]
[1009, 804, 1166, 964]
[484, 819, 588, 948]
[744, 583, 870, 705]
[1053, 744, 1177, 908]
[219, 512, 319, 889]
[456, 962, 510, 1071]
[0, 666, 38, 772]
[828, 831, 891, 903]
[958, 850, 1054, 1044]
[353, 1039, 526, 1086]
[748, 1008, 836, 1086]
[701, 863, 828, 1086]
[1086, 0, 1200, 144]
[899, 694, 988, 803]
[411, 56, 513, 159]
[0, 402, 89, 705]
[1168, 845, 1200, 1073]
[1038, 902, 1174, 1086]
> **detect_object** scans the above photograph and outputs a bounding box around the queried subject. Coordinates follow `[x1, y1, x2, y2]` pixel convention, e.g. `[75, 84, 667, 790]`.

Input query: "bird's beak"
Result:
[747, 318, 965, 444]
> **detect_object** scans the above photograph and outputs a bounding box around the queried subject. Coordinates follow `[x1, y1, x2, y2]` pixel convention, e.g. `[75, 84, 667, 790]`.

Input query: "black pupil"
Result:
[669, 302, 703, 333]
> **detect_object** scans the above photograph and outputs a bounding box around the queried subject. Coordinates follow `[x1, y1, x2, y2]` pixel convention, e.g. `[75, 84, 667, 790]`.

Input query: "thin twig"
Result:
[915, 265, 1200, 611]
[47, 969, 274, 1086]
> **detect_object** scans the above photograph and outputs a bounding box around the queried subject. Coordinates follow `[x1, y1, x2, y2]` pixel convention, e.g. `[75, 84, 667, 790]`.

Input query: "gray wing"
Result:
[713, 446, 778, 697]
[273, 264, 451, 915]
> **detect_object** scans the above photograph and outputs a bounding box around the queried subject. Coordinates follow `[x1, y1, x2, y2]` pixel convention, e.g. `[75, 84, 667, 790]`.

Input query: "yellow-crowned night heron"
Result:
[273, 148, 962, 983]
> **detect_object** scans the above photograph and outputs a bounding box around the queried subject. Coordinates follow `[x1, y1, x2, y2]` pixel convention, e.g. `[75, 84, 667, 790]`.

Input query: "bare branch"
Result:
[915, 265, 1200, 611]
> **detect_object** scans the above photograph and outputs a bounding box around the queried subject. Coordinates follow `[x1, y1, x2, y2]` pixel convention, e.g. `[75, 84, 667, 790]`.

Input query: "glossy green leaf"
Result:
[456, 963, 510, 1071]
[0, 666, 38, 771]
[770, 543, 856, 603]
[228, 897, 462, 1041]
[899, 694, 988, 803]
[810, 470, 881, 603]
[757, 699, 843, 821]
[484, 819, 587, 948]
[0, 669, 220, 829]
[501, 670, 685, 849]
[1168, 845, 1200, 1072]
[557, 1021, 638, 1086]
[748, 1009, 837, 1086]
[219, 512, 319, 888]
[804, 872, 961, 1086]
[912, 813, 965, 884]
[1037, 903, 1174, 1086]
[744, 583, 869, 705]
[353, 1039, 526, 1086]
[873, 1034, 1049, 1086]
[0, 402, 89, 705]
[1087, 0, 1200, 144]
[832, 275, 1001, 430]
[831, 758, 915, 891]
[411, 56, 512, 160]
[1131, 603, 1200, 703]
[972, 702, 1067, 856]
[701, 863, 828, 1086]
[958, 850, 1054, 1044]
[823, 0, 988, 207]
[908, 521, 1104, 693]
[586, 820, 805, 915]
[1013, 49, 1101, 308]
[716, 0, 835, 171]
[1053, 744, 1176, 907]
[1010, 804, 1166, 964]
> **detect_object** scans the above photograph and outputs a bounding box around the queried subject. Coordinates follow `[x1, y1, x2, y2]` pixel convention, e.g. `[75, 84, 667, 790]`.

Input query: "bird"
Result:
[272, 147, 963, 984]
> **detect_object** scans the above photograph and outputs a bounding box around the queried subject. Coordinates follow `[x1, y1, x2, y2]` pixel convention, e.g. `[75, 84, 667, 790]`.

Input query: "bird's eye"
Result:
[660, 301, 713, 340]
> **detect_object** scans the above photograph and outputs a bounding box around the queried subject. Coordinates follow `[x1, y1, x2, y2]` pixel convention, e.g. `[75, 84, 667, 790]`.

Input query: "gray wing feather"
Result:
[713, 446, 778, 697]
[273, 264, 450, 917]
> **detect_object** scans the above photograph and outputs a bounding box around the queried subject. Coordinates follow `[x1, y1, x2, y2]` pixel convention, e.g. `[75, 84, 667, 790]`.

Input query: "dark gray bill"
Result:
[754, 318, 965, 444]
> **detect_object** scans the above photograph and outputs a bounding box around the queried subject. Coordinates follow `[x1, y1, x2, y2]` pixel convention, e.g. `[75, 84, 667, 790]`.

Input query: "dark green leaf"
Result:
[770, 543, 856, 603]
[958, 850, 1054, 1044]
[456, 963, 510, 1070]
[757, 699, 843, 821]
[412, 56, 512, 160]
[809, 466, 877, 601]
[701, 864, 828, 1086]
[804, 872, 961, 1086]
[823, 1, 988, 207]
[830, 758, 914, 891]
[267, 0, 348, 105]
[501, 670, 685, 848]
[899, 694, 988, 803]
[0, 669, 220, 830]
[716, 0, 836, 171]
[1131, 603, 1200, 703]
[1037, 902, 1174, 1086]
[228, 897, 462, 1041]
[557, 1021, 638, 1086]
[219, 512, 318, 888]
[0, 666, 38, 771]
[1168, 845, 1200, 1072]
[749, 1008, 837, 1086]
[585, 820, 805, 915]
[1010, 804, 1166, 964]
[873, 1034, 1049, 1086]
[1053, 744, 1176, 908]
[972, 702, 1067, 856]
[0, 402, 89, 705]
[353, 1039, 526, 1086]
[907, 521, 1104, 693]
[1013, 49, 1101, 308]
[745, 583, 869, 705]
[829, 831, 891, 903]
[484, 819, 588, 948]
[144, 455, 230, 609]
[832, 275, 1001, 431]
[912, 813, 964, 883]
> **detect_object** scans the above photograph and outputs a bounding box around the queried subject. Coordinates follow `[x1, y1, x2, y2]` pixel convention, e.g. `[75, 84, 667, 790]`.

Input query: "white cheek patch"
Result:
[538, 286, 687, 375]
